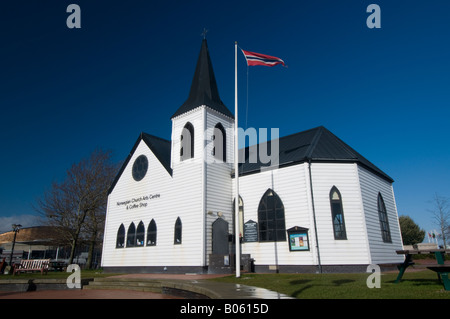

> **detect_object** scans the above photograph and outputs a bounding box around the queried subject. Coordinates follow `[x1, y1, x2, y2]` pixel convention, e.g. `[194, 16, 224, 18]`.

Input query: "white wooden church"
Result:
[101, 40, 404, 273]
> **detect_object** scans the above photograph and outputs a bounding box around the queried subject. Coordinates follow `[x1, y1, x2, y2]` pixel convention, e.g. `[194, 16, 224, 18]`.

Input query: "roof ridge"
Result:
[317, 127, 359, 159]
[236, 125, 393, 183]
[239, 126, 324, 151]
[304, 126, 325, 160]
[141, 132, 170, 143]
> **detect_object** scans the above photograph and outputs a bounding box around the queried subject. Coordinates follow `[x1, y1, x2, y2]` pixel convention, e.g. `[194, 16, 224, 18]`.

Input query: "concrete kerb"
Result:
[0, 274, 293, 299]
[93, 274, 293, 299]
[84, 277, 222, 299]
[0, 278, 94, 292]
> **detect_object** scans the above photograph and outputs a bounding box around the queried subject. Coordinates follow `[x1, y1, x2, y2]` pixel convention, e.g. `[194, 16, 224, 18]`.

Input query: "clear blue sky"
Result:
[1, 1, 449, 241]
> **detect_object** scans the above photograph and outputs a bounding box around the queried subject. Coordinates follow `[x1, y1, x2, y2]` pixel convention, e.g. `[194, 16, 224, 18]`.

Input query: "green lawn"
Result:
[2, 268, 449, 299]
[210, 270, 450, 299]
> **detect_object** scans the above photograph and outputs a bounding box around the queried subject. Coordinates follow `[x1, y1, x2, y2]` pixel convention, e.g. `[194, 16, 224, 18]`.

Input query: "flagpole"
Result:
[234, 41, 241, 278]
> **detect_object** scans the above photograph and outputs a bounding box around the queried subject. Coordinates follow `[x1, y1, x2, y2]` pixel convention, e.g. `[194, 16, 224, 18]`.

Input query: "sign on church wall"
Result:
[116, 193, 161, 210]
[244, 220, 258, 242]
[287, 226, 310, 251]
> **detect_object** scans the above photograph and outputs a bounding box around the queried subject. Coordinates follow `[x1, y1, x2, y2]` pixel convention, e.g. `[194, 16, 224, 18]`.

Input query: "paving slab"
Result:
[104, 273, 293, 299]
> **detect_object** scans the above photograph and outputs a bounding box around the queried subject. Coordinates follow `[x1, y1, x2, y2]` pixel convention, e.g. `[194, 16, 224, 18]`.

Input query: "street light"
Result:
[9, 224, 22, 266]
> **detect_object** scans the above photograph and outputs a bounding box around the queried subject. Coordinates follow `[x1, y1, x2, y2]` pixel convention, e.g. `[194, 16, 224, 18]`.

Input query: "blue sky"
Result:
[1, 1, 449, 241]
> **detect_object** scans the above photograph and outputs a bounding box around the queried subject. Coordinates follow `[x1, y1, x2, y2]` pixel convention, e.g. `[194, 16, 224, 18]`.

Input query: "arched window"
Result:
[378, 193, 392, 243]
[180, 122, 194, 161]
[174, 217, 182, 244]
[116, 224, 125, 248]
[330, 187, 347, 240]
[147, 219, 157, 246]
[233, 196, 244, 238]
[136, 221, 145, 246]
[258, 189, 286, 242]
[126, 222, 136, 247]
[212, 123, 226, 162]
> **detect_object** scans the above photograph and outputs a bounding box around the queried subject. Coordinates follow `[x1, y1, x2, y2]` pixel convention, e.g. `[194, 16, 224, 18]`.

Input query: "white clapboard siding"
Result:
[358, 166, 404, 264]
[102, 134, 204, 267]
[204, 109, 234, 260]
[171, 106, 205, 169]
[103, 100, 404, 271]
[171, 106, 208, 266]
[235, 164, 315, 266]
[309, 163, 371, 265]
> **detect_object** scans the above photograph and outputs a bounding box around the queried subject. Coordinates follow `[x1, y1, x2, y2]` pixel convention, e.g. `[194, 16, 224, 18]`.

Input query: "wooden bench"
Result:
[13, 259, 50, 275]
[396, 249, 450, 290]
[426, 265, 450, 291]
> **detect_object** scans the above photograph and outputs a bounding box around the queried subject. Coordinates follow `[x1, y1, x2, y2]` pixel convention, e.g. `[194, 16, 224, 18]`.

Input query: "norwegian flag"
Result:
[241, 49, 285, 67]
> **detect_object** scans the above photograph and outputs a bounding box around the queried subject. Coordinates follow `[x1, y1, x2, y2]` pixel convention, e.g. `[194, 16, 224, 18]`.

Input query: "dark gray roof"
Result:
[238, 126, 393, 182]
[171, 39, 234, 119]
[141, 133, 172, 174]
[109, 126, 393, 194]
[108, 133, 172, 194]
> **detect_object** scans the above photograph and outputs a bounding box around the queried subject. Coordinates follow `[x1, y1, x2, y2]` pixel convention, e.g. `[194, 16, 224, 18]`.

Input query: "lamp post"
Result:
[9, 224, 22, 266]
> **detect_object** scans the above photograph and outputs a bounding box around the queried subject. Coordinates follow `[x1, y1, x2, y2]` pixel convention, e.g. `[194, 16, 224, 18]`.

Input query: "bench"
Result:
[426, 265, 450, 291]
[13, 259, 50, 275]
[396, 249, 450, 290]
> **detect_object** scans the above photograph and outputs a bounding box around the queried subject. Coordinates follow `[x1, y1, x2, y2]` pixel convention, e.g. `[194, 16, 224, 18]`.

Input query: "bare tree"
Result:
[429, 193, 450, 248]
[83, 200, 108, 269]
[36, 149, 119, 265]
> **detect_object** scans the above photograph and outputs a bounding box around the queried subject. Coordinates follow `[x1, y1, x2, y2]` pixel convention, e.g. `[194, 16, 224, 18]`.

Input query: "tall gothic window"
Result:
[174, 217, 182, 244]
[330, 186, 347, 240]
[378, 193, 392, 243]
[258, 189, 286, 242]
[147, 219, 157, 246]
[180, 122, 194, 161]
[126, 222, 136, 247]
[116, 224, 125, 248]
[136, 221, 145, 246]
[212, 123, 226, 162]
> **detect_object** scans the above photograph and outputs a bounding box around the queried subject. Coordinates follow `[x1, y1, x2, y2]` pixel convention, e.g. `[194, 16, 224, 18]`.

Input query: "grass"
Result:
[2, 268, 449, 299]
[210, 270, 450, 299]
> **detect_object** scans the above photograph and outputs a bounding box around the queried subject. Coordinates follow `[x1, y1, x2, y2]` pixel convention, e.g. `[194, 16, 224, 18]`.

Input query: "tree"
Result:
[399, 215, 425, 245]
[36, 149, 119, 266]
[83, 199, 107, 269]
[429, 193, 450, 248]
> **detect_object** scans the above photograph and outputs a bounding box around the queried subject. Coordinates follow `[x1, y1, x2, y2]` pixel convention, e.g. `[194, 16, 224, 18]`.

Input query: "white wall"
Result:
[204, 109, 234, 261]
[102, 126, 204, 267]
[358, 166, 404, 264]
[236, 162, 397, 268]
[237, 164, 315, 266]
[309, 163, 371, 265]
[102, 117, 404, 270]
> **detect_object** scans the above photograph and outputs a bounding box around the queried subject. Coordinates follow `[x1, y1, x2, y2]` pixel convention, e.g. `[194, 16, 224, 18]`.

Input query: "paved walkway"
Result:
[0, 289, 179, 299]
[0, 273, 293, 299]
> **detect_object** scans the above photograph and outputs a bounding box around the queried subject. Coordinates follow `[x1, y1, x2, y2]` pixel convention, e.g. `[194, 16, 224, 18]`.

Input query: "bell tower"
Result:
[170, 39, 235, 267]
[170, 39, 234, 169]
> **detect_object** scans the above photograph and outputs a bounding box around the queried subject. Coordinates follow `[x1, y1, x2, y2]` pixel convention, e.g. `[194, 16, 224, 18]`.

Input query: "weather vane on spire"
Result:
[201, 28, 208, 40]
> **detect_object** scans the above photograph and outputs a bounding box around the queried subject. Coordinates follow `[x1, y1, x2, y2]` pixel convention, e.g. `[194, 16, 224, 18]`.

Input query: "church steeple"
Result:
[171, 39, 234, 119]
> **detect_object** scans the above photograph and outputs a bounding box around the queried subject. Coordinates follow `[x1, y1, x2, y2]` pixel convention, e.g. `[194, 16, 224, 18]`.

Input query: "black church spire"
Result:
[171, 39, 234, 119]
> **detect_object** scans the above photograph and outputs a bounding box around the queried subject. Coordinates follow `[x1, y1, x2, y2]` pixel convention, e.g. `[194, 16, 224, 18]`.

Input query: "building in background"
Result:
[0, 226, 101, 268]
